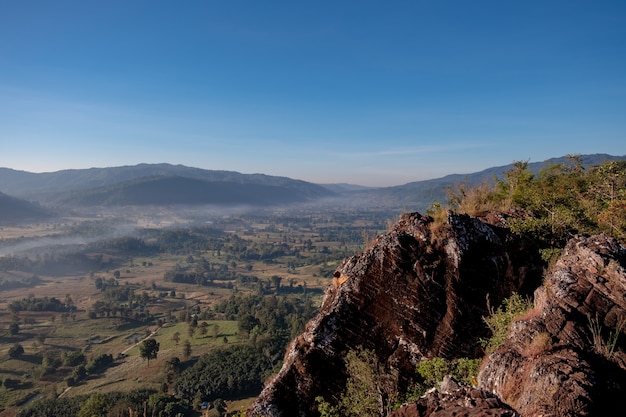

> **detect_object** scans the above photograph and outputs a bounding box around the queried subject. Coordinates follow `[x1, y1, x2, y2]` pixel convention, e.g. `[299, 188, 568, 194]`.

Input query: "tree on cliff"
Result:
[317, 347, 396, 417]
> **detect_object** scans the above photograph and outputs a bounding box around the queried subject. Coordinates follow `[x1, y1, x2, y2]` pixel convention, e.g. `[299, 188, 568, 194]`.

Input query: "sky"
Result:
[1, 1, 625, 187]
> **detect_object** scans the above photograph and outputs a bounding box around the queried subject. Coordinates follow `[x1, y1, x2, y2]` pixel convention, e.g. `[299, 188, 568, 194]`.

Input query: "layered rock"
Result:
[388, 376, 519, 417]
[478, 234, 626, 416]
[250, 211, 543, 416]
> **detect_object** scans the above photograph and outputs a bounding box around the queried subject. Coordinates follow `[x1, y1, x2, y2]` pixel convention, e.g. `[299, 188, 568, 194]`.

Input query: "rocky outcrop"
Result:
[478, 234, 626, 416]
[388, 376, 519, 417]
[250, 211, 543, 416]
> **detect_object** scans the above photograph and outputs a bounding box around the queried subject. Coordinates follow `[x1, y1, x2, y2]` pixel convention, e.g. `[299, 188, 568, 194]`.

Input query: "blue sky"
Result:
[1, 1, 625, 186]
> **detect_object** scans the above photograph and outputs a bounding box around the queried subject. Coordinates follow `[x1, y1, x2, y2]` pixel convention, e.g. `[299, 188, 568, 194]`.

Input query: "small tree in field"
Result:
[8, 343, 24, 359]
[140, 338, 160, 366]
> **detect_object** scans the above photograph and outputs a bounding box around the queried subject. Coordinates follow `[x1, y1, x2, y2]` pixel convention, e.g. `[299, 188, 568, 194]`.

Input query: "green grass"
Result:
[124, 320, 240, 356]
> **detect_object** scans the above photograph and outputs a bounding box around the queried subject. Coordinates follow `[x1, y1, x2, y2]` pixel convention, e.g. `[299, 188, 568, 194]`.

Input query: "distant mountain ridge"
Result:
[0, 154, 624, 213]
[0, 163, 327, 198]
[0, 164, 335, 208]
[352, 153, 626, 211]
[57, 176, 332, 207]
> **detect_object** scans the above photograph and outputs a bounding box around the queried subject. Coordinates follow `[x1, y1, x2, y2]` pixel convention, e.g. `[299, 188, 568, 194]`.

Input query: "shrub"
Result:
[481, 293, 533, 354]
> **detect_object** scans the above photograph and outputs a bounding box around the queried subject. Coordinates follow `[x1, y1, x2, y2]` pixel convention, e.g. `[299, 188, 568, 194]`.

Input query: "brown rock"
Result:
[250, 211, 543, 416]
[478, 234, 626, 416]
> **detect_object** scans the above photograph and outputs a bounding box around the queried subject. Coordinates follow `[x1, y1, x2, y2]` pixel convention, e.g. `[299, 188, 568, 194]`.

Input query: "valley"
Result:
[0, 206, 395, 416]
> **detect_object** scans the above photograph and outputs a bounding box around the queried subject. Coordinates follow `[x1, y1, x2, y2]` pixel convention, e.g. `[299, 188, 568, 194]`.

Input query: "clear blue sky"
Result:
[1, 1, 625, 186]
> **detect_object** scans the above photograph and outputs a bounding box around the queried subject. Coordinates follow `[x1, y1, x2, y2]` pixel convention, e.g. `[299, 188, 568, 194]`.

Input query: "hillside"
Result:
[0, 164, 335, 207]
[56, 176, 334, 207]
[0, 192, 53, 225]
[1, 154, 624, 211]
[350, 153, 626, 212]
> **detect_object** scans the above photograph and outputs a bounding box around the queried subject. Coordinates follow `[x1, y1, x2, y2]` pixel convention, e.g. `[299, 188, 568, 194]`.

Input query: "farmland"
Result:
[0, 206, 394, 416]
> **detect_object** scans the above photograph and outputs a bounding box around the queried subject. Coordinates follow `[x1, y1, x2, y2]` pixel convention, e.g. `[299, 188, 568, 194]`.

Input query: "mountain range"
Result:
[0, 154, 624, 224]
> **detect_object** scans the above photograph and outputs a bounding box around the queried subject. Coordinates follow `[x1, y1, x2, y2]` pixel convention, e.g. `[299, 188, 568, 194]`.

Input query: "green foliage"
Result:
[62, 350, 86, 367]
[341, 348, 384, 417]
[317, 347, 396, 417]
[140, 338, 160, 365]
[18, 396, 84, 417]
[447, 158, 626, 255]
[416, 357, 480, 388]
[19, 390, 160, 417]
[416, 357, 451, 387]
[173, 338, 284, 403]
[481, 293, 533, 354]
[9, 296, 72, 313]
[77, 392, 110, 417]
[213, 293, 316, 341]
[85, 353, 113, 374]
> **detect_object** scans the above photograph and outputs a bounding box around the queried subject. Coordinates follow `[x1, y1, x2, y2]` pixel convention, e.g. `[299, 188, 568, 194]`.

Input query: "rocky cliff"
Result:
[477, 233, 626, 416]
[250, 211, 544, 416]
[250, 211, 626, 416]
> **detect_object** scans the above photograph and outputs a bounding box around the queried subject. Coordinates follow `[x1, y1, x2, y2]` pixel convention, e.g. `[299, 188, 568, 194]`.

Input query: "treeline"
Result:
[214, 293, 316, 340]
[0, 252, 99, 275]
[8, 295, 74, 313]
[17, 389, 184, 417]
[147, 226, 225, 254]
[444, 157, 626, 260]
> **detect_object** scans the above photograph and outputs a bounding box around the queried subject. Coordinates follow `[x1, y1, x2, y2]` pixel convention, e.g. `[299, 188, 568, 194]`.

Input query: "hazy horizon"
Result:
[2, 1, 625, 186]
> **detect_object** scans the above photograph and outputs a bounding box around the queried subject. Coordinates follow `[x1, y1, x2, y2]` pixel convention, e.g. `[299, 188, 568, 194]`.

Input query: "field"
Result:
[0, 206, 393, 415]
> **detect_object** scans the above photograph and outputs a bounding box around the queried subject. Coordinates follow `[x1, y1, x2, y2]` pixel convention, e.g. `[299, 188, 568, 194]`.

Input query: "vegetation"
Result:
[0, 205, 385, 415]
[480, 293, 534, 354]
[139, 338, 160, 366]
[317, 349, 482, 417]
[410, 357, 481, 398]
[587, 313, 626, 360]
[317, 347, 397, 417]
[444, 157, 626, 262]
[5, 156, 623, 415]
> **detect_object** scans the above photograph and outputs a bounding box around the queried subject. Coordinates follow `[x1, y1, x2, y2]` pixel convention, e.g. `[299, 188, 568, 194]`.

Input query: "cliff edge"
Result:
[250, 211, 544, 416]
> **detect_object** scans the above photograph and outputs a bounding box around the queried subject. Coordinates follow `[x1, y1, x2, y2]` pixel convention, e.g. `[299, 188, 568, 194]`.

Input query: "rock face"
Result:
[250, 211, 543, 417]
[388, 376, 519, 417]
[478, 234, 626, 416]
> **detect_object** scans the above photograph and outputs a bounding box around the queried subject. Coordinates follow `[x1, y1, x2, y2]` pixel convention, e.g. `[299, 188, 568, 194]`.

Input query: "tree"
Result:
[8, 343, 24, 359]
[271, 275, 282, 292]
[172, 331, 181, 345]
[199, 321, 209, 337]
[182, 339, 192, 360]
[140, 338, 160, 366]
[9, 321, 19, 336]
[317, 347, 396, 417]
[164, 356, 181, 383]
[78, 392, 110, 417]
[238, 314, 260, 337]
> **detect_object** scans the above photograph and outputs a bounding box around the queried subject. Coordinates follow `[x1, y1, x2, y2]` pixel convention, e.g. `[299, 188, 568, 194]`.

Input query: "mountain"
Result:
[349, 153, 626, 212]
[0, 164, 335, 207]
[0, 192, 54, 225]
[1, 154, 624, 210]
[56, 176, 333, 207]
